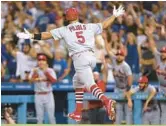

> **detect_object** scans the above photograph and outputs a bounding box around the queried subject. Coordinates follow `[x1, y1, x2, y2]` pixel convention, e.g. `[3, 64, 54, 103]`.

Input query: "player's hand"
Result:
[127, 100, 133, 110]
[113, 5, 125, 17]
[16, 28, 33, 39]
[143, 103, 148, 112]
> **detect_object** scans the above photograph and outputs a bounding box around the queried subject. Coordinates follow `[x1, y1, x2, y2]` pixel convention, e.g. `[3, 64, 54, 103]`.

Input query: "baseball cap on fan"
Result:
[37, 54, 47, 61]
[160, 46, 166, 53]
[116, 49, 125, 56]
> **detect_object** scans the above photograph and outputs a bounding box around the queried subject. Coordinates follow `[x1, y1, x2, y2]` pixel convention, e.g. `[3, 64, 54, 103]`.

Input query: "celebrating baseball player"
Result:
[126, 76, 160, 124]
[148, 33, 166, 124]
[105, 47, 133, 124]
[104, 33, 133, 124]
[29, 54, 57, 124]
[17, 5, 125, 122]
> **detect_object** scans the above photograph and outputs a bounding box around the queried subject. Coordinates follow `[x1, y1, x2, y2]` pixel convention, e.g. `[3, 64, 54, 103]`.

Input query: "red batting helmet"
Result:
[160, 46, 166, 53]
[138, 76, 148, 83]
[65, 8, 78, 21]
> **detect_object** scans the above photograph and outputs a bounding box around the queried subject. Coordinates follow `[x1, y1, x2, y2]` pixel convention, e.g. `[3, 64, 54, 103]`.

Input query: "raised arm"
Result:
[102, 5, 125, 29]
[40, 32, 53, 40]
[145, 30, 157, 53]
[5, 43, 17, 57]
[17, 28, 53, 40]
[102, 31, 115, 57]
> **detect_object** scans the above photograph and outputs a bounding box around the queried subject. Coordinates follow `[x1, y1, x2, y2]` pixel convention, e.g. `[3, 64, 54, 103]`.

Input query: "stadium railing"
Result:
[2, 92, 166, 124]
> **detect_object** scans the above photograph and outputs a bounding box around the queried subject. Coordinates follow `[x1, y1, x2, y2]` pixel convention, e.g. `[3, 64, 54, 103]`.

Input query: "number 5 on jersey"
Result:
[76, 31, 85, 43]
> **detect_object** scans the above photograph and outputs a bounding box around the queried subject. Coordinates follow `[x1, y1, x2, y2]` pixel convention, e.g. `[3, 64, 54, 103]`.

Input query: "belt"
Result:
[35, 91, 50, 95]
[71, 50, 94, 57]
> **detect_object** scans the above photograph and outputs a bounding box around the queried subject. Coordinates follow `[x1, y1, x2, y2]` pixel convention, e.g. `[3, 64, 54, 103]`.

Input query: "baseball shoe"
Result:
[104, 99, 116, 122]
[68, 111, 82, 122]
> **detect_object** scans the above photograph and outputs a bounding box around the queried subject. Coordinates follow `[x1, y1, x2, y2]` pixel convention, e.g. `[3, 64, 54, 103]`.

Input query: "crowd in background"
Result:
[1, 1, 166, 83]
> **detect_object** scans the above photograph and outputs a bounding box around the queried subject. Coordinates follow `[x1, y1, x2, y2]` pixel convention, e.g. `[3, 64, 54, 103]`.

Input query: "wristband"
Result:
[34, 34, 41, 40]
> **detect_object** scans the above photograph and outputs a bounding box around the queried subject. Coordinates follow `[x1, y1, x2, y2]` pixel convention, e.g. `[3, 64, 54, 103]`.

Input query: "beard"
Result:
[116, 59, 123, 64]
[139, 86, 145, 91]
[161, 57, 166, 62]
[23, 49, 30, 54]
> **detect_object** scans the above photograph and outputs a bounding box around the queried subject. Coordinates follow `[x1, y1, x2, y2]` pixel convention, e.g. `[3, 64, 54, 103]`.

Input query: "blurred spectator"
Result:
[1, 34, 18, 82]
[125, 4, 143, 35]
[6, 40, 37, 82]
[25, 2, 38, 20]
[55, 16, 64, 28]
[33, 40, 53, 67]
[105, 55, 115, 83]
[104, 30, 124, 55]
[1, 54, 7, 80]
[60, 1, 73, 10]
[4, 107, 15, 124]
[136, 28, 147, 46]
[35, 4, 55, 32]
[125, 32, 140, 81]
[3, 42, 18, 82]
[14, 10, 34, 30]
[53, 49, 70, 83]
[137, 27, 157, 81]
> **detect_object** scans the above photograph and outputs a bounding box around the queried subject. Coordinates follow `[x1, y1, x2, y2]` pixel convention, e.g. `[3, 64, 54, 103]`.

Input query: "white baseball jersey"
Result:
[50, 22, 103, 56]
[16, 51, 37, 80]
[29, 68, 57, 92]
[154, 50, 166, 85]
[111, 56, 132, 89]
[131, 85, 158, 110]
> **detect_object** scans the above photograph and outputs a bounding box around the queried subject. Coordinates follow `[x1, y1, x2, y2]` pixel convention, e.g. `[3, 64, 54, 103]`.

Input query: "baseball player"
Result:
[148, 33, 166, 124]
[29, 54, 57, 124]
[17, 5, 125, 122]
[126, 76, 160, 124]
[106, 49, 133, 124]
[104, 35, 133, 124]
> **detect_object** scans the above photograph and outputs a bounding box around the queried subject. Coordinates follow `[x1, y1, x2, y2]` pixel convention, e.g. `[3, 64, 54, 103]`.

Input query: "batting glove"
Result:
[16, 28, 33, 39]
[113, 5, 125, 17]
